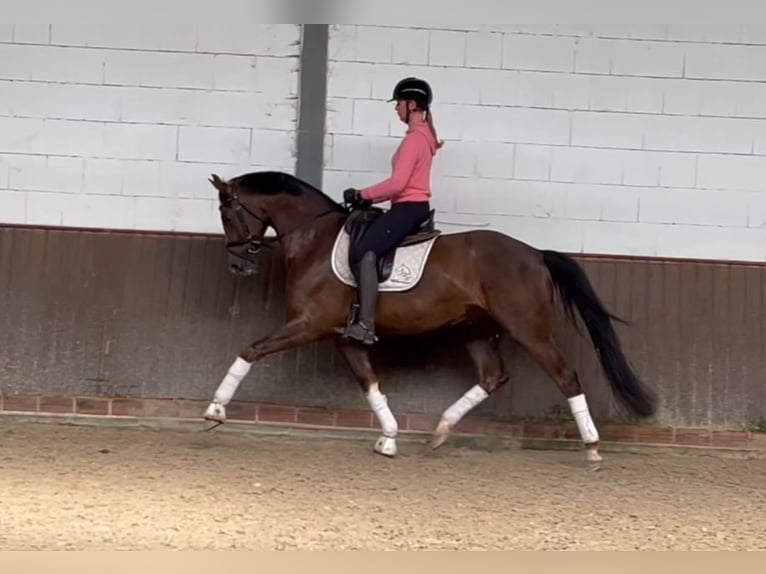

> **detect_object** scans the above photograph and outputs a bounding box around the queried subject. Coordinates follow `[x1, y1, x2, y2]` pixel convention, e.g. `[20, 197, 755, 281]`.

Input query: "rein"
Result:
[225, 187, 343, 263]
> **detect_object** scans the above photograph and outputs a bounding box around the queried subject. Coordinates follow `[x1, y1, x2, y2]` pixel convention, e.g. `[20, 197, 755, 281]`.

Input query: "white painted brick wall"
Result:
[428, 30, 466, 67]
[465, 31, 502, 69]
[0, 23, 300, 233]
[0, 25, 13, 43]
[502, 35, 575, 73]
[7, 23, 766, 262]
[324, 25, 766, 262]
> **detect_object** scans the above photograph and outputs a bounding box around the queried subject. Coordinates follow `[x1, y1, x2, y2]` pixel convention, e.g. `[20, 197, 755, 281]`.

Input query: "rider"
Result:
[342, 76, 444, 345]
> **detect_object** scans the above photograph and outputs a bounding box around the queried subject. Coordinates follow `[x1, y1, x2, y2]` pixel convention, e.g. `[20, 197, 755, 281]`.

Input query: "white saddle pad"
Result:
[330, 227, 440, 292]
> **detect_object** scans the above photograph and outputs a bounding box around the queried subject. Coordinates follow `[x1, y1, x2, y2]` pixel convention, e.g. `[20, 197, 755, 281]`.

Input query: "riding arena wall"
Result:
[2, 22, 766, 451]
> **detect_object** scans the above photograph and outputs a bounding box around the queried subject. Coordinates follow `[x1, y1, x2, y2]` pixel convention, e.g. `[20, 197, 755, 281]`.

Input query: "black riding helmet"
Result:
[388, 77, 433, 110]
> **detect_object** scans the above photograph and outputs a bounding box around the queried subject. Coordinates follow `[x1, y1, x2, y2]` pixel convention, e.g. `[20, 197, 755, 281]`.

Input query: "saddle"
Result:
[344, 207, 441, 282]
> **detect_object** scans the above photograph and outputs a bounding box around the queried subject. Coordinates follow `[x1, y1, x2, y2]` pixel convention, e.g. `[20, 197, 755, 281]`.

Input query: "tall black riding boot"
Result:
[343, 251, 379, 345]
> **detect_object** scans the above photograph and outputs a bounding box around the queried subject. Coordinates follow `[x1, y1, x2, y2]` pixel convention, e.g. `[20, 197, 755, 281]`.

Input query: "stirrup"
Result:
[342, 321, 378, 345]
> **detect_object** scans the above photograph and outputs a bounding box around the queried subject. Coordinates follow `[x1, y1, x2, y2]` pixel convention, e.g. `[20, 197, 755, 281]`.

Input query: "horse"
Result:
[202, 170, 657, 464]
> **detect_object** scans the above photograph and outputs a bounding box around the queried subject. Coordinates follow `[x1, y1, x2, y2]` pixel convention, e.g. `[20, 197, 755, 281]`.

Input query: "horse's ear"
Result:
[209, 173, 229, 195]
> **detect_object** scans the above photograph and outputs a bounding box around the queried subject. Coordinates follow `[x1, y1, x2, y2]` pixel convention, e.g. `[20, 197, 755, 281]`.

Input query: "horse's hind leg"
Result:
[432, 334, 509, 449]
[520, 335, 602, 464]
[337, 343, 399, 457]
[520, 337, 602, 463]
[488, 296, 603, 464]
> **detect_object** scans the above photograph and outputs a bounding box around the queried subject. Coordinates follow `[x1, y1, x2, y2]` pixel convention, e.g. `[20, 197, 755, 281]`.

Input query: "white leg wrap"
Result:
[441, 384, 489, 427]
[213, 357, 252, 406]
[568, 393, 600, 444]
[366, 387, 398, 438]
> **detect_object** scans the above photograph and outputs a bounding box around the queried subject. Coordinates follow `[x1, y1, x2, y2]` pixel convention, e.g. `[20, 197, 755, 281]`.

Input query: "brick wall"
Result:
[323, 24, 766, 263]
[5, 24, 766, 261]
[0, 24, 301, 233]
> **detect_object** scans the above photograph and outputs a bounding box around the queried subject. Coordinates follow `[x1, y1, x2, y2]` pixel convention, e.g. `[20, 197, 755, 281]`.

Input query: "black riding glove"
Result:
[343, 188, 371, 209]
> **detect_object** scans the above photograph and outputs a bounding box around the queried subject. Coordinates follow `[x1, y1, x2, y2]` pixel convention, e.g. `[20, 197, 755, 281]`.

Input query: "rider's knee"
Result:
[350, 247, 377, 268]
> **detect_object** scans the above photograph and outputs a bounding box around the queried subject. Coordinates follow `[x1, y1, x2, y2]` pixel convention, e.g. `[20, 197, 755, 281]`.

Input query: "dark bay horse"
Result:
[203, 170, 657, 463]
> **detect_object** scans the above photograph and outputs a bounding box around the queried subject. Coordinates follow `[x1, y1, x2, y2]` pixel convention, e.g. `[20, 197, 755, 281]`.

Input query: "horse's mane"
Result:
[231, 170, 347, 214]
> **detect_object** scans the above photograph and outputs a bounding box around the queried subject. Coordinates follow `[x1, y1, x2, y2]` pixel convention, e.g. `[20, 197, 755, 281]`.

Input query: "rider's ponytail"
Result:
[425, 109, 445, 153]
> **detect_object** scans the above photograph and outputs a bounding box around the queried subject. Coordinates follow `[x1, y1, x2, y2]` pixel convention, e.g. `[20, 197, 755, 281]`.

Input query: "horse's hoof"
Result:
[203, 401, 226, 423]
[431, 434, 448, 449]
[374, 436, 397, 457]
[585, 445, 603, 464]
[431, 419, 451, 449]
[203, 420, 223, 432]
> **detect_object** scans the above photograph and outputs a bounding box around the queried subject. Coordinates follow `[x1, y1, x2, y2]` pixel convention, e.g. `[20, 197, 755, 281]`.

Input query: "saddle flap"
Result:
[344, 208, 384, 246]
[342, 206, 441, 281]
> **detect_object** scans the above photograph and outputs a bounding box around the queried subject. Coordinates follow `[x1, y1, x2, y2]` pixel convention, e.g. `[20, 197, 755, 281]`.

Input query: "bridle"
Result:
[223, 186, 272, 264]
[223, 186, 342, 264]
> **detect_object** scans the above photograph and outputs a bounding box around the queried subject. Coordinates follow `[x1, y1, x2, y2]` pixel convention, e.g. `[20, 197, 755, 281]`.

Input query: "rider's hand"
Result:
[343, 188, 370, 209]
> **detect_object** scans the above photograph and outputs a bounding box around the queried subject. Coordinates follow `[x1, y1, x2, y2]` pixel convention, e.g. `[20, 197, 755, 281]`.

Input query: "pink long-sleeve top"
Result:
[359, 122, 437, 205]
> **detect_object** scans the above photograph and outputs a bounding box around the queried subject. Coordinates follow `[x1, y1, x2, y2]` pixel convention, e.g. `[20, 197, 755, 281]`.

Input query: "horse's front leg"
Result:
[203, 318, 319, 426]
[337, 343, 399, 457]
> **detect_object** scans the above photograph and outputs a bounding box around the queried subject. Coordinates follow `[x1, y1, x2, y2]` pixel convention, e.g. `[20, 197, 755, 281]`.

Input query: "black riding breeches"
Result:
[349, 201, 431, 267]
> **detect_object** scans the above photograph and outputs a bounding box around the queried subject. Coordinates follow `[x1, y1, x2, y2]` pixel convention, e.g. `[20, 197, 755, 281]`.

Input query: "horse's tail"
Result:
[541, 249, 657, 419]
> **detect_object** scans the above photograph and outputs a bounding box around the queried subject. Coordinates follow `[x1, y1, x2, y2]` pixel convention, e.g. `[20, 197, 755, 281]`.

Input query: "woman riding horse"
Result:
[342, 76, 445, 345]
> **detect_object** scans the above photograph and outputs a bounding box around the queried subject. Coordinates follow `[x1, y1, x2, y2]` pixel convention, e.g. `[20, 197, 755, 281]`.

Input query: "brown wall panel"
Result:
[1, 225, 765, 430]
